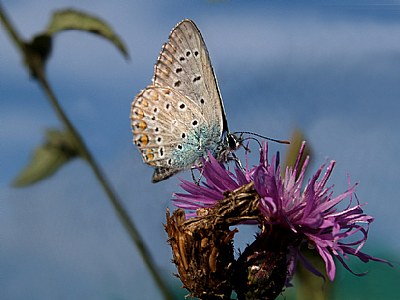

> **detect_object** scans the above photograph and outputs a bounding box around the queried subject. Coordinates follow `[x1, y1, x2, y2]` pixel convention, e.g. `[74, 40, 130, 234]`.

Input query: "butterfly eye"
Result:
[181, 132, 186, 138]
[185, 50, 191, 57]
[194, 50, 199, 57]
[191, 120, 199, 127]
[156, 136, 163, 144]
[177, 144, 183, 150]
[176, 67, 183, 73]
[228, 134, 239, 150]
[200, 98, 205, 104]
[174, 80, 181, 87]
[159, 147, 164, 157]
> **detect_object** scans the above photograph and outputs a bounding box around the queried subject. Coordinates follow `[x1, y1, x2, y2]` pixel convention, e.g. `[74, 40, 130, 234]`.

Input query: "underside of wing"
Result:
[131, 85, 221, 174]
[153, 19, 229, 133]
[152, 167, 179, 183]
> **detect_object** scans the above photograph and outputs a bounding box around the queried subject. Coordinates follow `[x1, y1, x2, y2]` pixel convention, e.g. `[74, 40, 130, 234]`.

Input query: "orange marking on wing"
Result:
[133, 108, 144, 119]
[135, 120, 147, 130]
[139, 134, 149, 146]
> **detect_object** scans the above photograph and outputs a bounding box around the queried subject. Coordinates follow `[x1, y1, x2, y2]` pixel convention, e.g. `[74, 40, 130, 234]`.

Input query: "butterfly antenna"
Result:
[234, 131, 290, 145]
[241, 136, 262, 149]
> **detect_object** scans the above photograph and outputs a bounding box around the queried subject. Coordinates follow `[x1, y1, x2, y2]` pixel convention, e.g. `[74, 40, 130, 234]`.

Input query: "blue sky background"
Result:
[1, 1, 400, 299]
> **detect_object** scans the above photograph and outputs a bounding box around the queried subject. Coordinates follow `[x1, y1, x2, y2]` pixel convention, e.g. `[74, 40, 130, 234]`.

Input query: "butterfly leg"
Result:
[190, 166, 205, 185]
[191, 168, 197, 183]
[228, 152, 245, 172]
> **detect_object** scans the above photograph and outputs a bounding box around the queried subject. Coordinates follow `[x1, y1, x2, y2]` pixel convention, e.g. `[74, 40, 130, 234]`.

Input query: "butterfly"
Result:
[131, 19, 240, 182]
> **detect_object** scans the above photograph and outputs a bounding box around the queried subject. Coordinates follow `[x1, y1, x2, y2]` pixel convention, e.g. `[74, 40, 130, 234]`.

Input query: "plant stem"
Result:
[38, 76, 174, 300]
[0, 4, 174, 300]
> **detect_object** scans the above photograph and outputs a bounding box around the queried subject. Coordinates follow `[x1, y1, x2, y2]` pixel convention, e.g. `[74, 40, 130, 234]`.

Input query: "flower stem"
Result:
[0, 4, 173, 300]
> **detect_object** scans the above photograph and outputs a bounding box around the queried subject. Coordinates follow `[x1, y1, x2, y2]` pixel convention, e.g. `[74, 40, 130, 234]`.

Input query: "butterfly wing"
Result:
[131, 86, 222, 182]
[153, 19, 229, 134]
[131, 19, 231, 182]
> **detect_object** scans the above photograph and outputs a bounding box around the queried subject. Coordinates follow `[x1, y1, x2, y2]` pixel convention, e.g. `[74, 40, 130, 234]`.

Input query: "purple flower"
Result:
[254, 142, 391, 281]
[173, 142, 391, 281]
[173, 152, 250, 217]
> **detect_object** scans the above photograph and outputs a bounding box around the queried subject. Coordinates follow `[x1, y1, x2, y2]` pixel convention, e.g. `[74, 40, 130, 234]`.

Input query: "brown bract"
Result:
[165, 183, 262, 299]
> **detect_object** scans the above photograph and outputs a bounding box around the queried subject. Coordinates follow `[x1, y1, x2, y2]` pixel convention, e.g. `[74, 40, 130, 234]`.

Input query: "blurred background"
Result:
[1, 0, 399, 299]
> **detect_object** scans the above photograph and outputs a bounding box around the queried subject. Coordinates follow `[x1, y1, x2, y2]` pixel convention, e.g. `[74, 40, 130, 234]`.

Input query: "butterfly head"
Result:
[216, 132, 242, 163]
[227, 132, 258, 154]
[227, 133, 242, 151]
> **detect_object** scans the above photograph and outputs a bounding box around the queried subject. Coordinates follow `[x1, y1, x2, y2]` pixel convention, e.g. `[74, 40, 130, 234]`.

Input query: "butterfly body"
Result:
[131, 19, 237, 182]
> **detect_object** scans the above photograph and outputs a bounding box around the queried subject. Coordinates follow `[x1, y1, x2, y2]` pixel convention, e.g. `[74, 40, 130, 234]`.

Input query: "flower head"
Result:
[173, 152, 250, 217]
[253, 142, 391, 281]
[173, 142, 391, 283]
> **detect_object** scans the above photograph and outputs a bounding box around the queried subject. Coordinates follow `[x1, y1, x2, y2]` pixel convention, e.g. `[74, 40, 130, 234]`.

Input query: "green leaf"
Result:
[23, 33, 52, 78]
[295, 248, 333, 300]
[13, 129, 80, 187]
[45, 9, 129, 59]
[277, 248, 333, 300]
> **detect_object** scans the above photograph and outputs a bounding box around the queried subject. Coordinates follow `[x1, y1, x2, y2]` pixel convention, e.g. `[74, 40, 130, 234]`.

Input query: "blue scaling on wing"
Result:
[131, 19, 238, 182]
